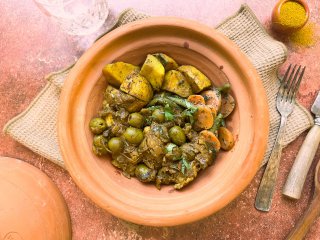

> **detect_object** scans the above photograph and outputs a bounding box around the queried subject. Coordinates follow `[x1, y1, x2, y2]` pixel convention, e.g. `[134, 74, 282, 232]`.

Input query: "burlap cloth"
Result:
[3, 5, 314, 169]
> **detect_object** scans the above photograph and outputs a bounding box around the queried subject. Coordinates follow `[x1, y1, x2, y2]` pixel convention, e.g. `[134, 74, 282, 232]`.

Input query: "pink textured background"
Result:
[0, 0, 320, 239]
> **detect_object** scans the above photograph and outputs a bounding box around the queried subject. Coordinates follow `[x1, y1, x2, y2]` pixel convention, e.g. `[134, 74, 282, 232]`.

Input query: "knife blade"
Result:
[312, 92, 320, 120]
[283, 91, 320, 199]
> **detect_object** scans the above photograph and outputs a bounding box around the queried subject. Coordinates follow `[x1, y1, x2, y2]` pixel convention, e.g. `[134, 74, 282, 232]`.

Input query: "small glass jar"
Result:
[34, 0, 109, 36]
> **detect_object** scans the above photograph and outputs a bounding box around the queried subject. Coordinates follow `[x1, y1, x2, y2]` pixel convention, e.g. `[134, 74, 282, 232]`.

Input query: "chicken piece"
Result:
[138, 123, 169, 169]
[104, 85, 147, 112]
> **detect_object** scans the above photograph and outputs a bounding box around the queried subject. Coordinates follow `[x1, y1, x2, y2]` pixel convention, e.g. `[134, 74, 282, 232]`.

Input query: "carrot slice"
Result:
[199, 130, 221, 151]
[187, 95, 205, 105]
[201, 89, 221, 112]
[218, 127, 235, 150]
[208, 106, 217, 120]
[220, 94, 235, 117]
[193, 105, 214, 131]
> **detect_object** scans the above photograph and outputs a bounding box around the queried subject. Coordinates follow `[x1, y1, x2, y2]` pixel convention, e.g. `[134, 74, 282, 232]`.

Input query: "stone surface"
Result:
[0, 0, 319, 239]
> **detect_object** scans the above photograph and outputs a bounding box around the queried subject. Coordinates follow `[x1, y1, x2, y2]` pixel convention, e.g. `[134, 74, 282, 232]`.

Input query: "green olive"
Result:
[92, 135, 108, 156]
[107, 137, 124, 154]
[93, 135, 107, 148]
[123, 127, 144, 145]
[135, 164, 156, 182]
[128, 112, 145, 128]
[169, 126, 186, 146]
[89, 117, 107, 134]
[152, 109, 165, 123]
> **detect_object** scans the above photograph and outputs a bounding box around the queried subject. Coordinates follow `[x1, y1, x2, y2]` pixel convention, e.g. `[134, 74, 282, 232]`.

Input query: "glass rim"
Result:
[33, 0, 75, 6]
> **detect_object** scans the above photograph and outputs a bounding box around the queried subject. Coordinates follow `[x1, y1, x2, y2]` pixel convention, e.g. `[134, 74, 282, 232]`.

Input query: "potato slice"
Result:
[120, 74, 153, 102]
[140, 54, 165, 91]
[178, 65, 212, 93]
[153, 53, 179, 71]
[102, 62, 140, 87]
[126, 101, 148, 113]
[162, 70, 193, 97]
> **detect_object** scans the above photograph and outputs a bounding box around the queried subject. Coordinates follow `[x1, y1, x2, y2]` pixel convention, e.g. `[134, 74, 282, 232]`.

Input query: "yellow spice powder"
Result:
[279, 1, 306, 27]
[289, 22, 317, 47]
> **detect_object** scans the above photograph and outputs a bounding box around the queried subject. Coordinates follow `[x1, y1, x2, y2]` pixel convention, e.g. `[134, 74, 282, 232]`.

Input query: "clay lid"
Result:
[0, 157, 72, 240]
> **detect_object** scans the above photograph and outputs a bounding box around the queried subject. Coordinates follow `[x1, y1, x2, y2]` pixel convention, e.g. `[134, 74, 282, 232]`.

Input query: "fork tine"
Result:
[292, 66, 306, 99]
[281, 64, 297, 100]
[286, 64, 297, 89]
[287, 66, 301, 101]
[281, 64, 292, 85]
[278, 64, 292, 96]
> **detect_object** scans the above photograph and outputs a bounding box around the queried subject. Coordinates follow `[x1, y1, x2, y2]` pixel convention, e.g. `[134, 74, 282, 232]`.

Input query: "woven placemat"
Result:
[3, 5, 314, 169]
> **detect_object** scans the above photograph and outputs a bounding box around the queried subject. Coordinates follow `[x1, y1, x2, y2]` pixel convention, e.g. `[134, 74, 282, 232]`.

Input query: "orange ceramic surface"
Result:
[0, 157, 72, 239]
[271, 0, 310, 34]
[58, 17, 269, 226]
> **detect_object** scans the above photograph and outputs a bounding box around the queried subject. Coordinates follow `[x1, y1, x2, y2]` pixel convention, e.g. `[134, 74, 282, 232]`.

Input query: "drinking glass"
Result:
[34, 0, 109, 36]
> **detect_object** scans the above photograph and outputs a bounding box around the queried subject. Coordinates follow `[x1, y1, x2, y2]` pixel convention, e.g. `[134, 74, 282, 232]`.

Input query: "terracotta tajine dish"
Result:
[58, 17, 269, 226]
[0, 157, 72, 239]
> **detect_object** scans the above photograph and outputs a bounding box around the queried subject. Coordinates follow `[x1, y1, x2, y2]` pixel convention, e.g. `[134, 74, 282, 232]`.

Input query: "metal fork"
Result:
[255, 64, 306, 212]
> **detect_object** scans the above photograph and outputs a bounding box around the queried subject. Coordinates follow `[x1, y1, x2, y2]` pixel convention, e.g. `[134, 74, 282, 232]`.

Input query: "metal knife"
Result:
[282, 91, 320, 199]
